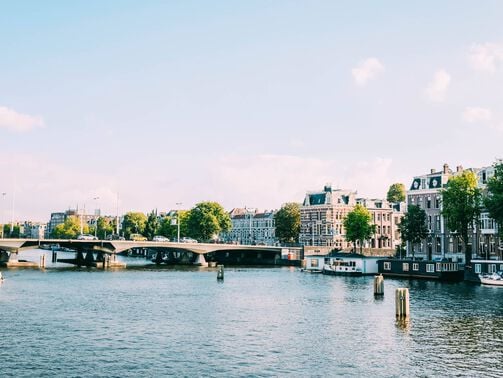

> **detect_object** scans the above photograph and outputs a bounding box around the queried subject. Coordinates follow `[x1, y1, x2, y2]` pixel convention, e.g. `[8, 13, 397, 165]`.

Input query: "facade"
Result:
[406, 162, 501, 262]
[299, 185, 356, 249]
[22, 222, 47, 239]
[222, 208, 278, 245]
[300, 185, 404, 254]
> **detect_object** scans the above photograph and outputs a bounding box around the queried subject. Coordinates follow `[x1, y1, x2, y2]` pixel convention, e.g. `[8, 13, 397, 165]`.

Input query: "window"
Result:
[489, 264, 496, 273]
[403, 263, 409, 271]
[384, 262, 391, 270]
[436, 263, 442, 272]
[427, 197, 431, 208]
[500, 264, 503, 271]
[435, 197, 440, 208]
[311, 259, 319, 268]
[474, 264, 481, 274]
[426, 264, 435, 273]
[413, 263, 419, 271]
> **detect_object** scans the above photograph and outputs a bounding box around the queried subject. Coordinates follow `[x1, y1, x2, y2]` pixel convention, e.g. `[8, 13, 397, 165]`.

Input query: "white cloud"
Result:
[425, 69, 451, 102]
[351, 57, 385, 86]
[469, 42, 503, 73]
[0, 106, 44, 132]
[462, 107, 492, 123]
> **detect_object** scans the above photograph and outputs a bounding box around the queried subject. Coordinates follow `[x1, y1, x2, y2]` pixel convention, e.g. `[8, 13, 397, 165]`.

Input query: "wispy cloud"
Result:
[425, 69, 451, 102]
[351, 58, 385, 86]
[462, 107, 492, 123]
[0, 106, 44, 132]
[469, 42, 503, 73]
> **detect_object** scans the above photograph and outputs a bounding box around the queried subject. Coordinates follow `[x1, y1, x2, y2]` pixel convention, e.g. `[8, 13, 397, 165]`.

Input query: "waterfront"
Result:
[1, 251, 502, 377]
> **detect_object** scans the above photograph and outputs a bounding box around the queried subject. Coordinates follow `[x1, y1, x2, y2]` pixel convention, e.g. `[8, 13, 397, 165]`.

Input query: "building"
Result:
[406, 162, 502, 262]
[222, 208, 278, 245]
[22, 222, 47, 239]
[299, 185, 356, 249]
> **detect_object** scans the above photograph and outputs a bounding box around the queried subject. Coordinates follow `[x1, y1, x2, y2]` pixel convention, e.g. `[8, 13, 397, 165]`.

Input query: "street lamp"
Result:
[93, 196, 100, 238]
[176, 202, 182, 242]
[1, 192, 6, 238]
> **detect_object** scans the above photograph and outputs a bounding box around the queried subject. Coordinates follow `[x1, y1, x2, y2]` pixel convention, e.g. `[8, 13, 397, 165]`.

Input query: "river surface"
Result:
[1, 249, 502, 377]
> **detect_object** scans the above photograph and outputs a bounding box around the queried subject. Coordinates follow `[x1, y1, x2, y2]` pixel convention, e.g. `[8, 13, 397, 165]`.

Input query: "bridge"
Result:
[0, 239, 303, 268]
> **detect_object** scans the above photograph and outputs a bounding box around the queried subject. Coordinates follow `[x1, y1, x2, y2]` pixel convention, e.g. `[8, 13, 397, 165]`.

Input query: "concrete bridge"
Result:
[0, 239, 302, 268]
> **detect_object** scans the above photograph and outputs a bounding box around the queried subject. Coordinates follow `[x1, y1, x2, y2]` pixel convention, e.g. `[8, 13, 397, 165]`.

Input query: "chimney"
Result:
[456, 165, 463, 173]
[443, 163, 449, 174]
[430, 168, 435, 174]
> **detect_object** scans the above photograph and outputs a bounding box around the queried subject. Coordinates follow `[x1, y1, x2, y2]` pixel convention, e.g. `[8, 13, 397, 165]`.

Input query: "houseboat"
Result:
[304, 252, 381, 275]
[464, 259, 503, 283]
[377, 258, 464, 281]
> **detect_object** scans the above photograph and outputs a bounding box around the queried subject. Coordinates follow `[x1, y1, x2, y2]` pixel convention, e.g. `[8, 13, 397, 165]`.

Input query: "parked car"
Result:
[180, 237, 198, 243]
[77, 234, 98, 240]
[153, 235, 170, 242]
[129, 233, 147, 241]
[106, 234, 125, 241]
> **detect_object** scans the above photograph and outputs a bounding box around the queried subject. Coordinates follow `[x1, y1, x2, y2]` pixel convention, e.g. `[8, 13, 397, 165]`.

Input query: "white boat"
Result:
[0, 272, 4, 282]
[479, 272, 503, 286]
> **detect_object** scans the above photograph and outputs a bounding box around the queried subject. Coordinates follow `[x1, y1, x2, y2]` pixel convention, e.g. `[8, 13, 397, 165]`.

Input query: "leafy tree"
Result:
[186, 202, 231, 242]
[122, 212, 147, 239]
[144, 210, 160, 240]
[2, 224, 9, 238]
[274, 203, 300, 244]
[442, 170, 482, 264]
[485, 162, 503, 238]
[52, 216, 88, 239]
[343, 204, 376, 253]
[96, 217, 114, 239]
[398, 205, 429, 259]
[159, 210, 189, 241]
[387, 183, 406, 203]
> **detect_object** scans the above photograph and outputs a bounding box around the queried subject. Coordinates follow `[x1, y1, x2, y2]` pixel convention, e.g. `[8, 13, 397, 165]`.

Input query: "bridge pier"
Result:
[193, 254, 208, 267]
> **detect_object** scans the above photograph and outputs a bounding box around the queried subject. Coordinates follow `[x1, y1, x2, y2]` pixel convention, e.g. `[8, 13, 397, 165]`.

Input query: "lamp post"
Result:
[176, 202, 182, 242]
[1, 192, 6, 238]
[93, 196, 100, 238]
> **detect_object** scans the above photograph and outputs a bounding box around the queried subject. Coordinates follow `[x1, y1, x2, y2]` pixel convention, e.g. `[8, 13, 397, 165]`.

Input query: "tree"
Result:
[274, 203, 300, 244]
[144, 210, 160, 240]
[159, 210, 189, 240]
[96, 217, 114, 239]
[186, 202, 231, 242]
[442, 170, 482, 264]
[485, 162, 503, 239]
[122, 212, 147, 238]
[343, 204, 376, 253]
[398, 205, 429, 259]
[387, 183, 406, 203]
[52, 216, 88, 239]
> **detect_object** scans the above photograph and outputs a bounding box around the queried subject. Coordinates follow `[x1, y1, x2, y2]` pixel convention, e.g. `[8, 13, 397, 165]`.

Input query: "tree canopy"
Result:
[387, 183, 406, 203]
[442, 170, 482, 263]
[52, 216, 88, 239]
[343, 204, 375, 253]
[122, 212, 147, 238]
[144, 210, 160, 240]
[274, 203, 301, 244]
[485, 162, 503, 238]
[159, 210, 189, 241]
[398, 204, 429, 258]
[186, 202, 231, 242]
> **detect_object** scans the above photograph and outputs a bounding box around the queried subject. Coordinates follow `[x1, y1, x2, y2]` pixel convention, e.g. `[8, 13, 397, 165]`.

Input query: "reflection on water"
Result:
[0, 249, 502, 377]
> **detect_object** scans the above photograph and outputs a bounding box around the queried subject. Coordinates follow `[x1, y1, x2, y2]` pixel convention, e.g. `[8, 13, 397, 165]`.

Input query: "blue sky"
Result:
[1, 1, 502, 221]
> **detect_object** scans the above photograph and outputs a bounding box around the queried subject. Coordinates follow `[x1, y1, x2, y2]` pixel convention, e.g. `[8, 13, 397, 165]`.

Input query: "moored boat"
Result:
[479, 272, 503, 286]
[322, 260, 363, 276]
[377, 258, 464, 281]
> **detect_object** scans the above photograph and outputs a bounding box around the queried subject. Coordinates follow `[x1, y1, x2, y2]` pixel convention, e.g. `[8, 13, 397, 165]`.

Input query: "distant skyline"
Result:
[1, 1, 502, 222]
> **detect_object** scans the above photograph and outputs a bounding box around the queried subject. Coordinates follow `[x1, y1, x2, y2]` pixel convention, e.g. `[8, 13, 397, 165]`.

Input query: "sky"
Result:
[1, 1, 502, 222]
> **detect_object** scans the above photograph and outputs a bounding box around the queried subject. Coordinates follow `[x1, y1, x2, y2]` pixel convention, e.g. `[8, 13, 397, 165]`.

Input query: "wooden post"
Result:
[217, 264, 224, 281]
[395, 288, 410, 318]
[374, 274, 384, 296]
[39, 254, 46, 268]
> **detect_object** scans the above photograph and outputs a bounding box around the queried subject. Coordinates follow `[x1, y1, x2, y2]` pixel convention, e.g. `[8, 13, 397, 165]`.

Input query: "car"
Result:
[77, 234, 98, 240]
[153, 236, 170, 242]
[129, 233, 147, 241]
[180, 237, 198, 243]
[106, 234, 126, 241]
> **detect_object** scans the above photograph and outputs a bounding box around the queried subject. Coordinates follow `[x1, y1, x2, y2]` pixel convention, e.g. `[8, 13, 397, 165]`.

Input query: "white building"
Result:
[222, 208, 278, 245]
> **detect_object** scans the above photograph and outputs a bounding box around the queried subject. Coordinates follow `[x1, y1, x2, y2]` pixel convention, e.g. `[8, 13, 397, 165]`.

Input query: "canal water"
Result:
[1, 250, 502, 377]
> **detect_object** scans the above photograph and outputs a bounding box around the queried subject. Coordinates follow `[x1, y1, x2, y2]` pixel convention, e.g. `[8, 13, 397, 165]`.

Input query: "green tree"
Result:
[122, 212, 147, 239]
[398, 205, 429, 259]
[343, 204, 376, 253]
[442, 170, 482, 264]
[274, 203, 301, 244]
[52, 216, 88, 239]
[387, 183, 406, 203]
[485, 162, 503, 239]
[96, 217, 114, 239]
[159, 210, 189, 240]
[144, 210, 160, 240]
[186, 202, 231, 242]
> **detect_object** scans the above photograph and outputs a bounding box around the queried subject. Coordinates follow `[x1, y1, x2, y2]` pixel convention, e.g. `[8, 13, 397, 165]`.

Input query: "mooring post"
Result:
[217, 264, 224, 281]
[51, 246, 57, 263]
[395, 288, 410, 318]
[374, 274, 384, 296]
[39, 254, 46, 268]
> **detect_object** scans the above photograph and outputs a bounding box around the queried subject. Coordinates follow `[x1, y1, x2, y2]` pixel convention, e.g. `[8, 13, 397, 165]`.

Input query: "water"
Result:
[1, 250, 502, 377]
